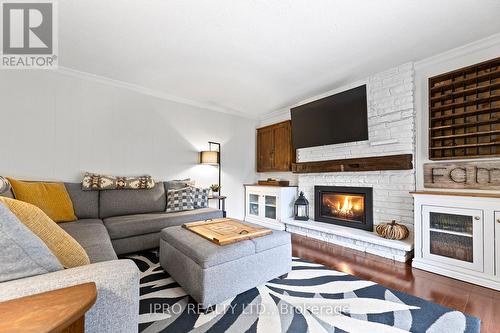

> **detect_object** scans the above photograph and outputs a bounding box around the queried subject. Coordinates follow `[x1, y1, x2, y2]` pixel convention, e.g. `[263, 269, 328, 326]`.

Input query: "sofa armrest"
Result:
[0, 259, 139, 333]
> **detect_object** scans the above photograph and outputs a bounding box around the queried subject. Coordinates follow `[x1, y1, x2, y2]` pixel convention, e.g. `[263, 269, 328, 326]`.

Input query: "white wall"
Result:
[297, 65, 416, 229]
[258, 64, 416, 229]
[0, 69, 258, 219]
[257, 32, 500, 230]
[414, 33, 500, 193]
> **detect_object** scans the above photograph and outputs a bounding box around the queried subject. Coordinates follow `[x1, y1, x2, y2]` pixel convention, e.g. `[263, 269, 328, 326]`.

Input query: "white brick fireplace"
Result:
[283, 63, 417, 261]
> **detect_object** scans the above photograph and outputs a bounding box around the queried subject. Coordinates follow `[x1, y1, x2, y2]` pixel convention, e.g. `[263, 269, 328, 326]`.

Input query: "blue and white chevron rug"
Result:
[123, 251, 480, 333]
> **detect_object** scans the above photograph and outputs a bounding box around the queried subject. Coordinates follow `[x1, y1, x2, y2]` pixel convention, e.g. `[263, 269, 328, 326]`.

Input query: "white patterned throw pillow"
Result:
[0, 176, 10, 194]
[82, 172, 155, 190]
[192, 187, 209, 208]
[166, 187, 194, 212]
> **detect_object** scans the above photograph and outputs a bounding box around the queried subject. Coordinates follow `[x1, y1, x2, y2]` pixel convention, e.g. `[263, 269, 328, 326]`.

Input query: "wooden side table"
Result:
[208, 195, 227, 217]
[0, 282, 97, 333]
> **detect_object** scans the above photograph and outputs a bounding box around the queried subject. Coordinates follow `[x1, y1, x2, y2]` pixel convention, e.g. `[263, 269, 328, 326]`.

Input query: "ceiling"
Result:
[60, 0, 500, 118]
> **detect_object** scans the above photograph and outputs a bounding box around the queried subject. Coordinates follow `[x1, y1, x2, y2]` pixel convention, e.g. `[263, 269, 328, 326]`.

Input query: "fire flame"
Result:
[326, 195, 362, 220]
[337, 196, 353, 214]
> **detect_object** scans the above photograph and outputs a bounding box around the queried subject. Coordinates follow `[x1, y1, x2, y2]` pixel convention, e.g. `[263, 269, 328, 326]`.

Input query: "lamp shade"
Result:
[199, 151, 219, 165]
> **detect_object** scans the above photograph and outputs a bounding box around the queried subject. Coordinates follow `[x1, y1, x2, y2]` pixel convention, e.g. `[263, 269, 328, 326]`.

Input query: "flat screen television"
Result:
[291, 85, 368, 149]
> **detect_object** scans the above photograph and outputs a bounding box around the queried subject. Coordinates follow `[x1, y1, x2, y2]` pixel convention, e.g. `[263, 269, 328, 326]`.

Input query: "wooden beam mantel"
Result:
[292, 154, 413, 173]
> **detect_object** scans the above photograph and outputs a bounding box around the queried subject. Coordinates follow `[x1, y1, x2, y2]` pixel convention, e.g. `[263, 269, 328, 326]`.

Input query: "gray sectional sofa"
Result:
[0, 181, 223, 333]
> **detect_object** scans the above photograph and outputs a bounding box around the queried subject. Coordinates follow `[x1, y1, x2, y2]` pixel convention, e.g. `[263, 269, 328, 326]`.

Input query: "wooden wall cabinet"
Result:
[257, 120, 294, 172]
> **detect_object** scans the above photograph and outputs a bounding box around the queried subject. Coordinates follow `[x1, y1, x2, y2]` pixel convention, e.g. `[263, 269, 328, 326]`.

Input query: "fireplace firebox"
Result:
[314, 186, 373, 231]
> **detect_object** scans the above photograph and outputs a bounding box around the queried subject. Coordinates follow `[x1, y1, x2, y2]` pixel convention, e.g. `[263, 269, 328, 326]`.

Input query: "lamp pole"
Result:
[208, 141, 221, 209]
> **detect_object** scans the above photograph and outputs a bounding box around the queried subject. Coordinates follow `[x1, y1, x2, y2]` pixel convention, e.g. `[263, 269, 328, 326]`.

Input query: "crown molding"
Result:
[259, 108, 289, 121]
[56, 66, 257, 120]
[260, 33, 500, 122]
[414, 32, 500, 69]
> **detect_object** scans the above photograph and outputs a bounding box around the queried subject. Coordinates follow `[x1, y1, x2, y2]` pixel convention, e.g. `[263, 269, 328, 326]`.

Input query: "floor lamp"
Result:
[199, 141, 221, 208]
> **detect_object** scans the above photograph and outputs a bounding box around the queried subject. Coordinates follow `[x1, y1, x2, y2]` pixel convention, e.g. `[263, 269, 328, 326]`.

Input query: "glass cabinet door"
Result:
[429, 212, 473, 262]
[422, 206, 483, 272]
[248, 193, 259, 216]
[264, 195, 277, 220]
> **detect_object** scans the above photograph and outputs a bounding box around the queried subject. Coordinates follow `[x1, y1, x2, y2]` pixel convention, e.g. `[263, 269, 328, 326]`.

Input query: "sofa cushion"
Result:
[0, 197, 90, 268]
[161, 226, 255, 268]
[112, 233, 161, 255]
[166, 187, 194, 213]
[64, 183, 99, 219]
[7, 178, 77, 222]
[99, 182, 166, 219]
[164, 178, 195, 192]
[161, 207, 223, 226]
[0, 188, 14, 198]
[59, 219, 117, 263]
[250, 229, 291, 253]
[82, 172, 155, 190]
[104, 208, 223, 240]
[0, 202, 63, 282]
[192, 187, 209, 208]
[0, 176, 10, 195]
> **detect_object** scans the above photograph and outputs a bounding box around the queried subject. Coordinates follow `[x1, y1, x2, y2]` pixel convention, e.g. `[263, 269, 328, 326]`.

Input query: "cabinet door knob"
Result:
[474, 216, 480, 221]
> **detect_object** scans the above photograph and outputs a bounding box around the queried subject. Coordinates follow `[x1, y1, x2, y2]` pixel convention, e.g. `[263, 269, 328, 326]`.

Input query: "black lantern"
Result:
[294, 191, 309, 221]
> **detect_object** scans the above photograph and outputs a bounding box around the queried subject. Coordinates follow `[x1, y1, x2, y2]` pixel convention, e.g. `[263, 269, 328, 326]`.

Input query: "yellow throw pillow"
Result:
[0, 197, 90, 268]
[7, 178, 77, 222]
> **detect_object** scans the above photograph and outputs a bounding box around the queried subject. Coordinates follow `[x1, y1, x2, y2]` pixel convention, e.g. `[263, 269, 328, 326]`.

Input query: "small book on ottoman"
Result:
[182, 218, 272, 245]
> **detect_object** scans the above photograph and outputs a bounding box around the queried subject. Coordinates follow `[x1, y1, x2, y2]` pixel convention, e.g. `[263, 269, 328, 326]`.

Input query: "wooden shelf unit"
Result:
[429, 57, 500, 160]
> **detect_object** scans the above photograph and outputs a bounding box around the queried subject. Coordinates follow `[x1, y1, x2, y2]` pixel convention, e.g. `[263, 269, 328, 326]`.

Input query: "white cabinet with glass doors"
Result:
[244, 185, 297, 230]
[412, 192, 500, 290]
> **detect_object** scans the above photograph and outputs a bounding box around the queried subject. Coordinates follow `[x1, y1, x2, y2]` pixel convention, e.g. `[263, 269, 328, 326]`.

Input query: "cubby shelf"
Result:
[429, 57, 500, 160]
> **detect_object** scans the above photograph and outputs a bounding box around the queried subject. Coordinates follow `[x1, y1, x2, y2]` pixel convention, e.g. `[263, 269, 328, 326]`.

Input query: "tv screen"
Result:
[291, 85, 368, 149]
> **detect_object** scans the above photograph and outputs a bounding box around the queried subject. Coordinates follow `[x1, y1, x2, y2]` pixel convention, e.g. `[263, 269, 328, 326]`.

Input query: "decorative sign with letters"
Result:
[424, 161, 500, 190]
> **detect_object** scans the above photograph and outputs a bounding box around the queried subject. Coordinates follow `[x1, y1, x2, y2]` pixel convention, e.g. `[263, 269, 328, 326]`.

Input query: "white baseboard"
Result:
[412, 259, 500, 291]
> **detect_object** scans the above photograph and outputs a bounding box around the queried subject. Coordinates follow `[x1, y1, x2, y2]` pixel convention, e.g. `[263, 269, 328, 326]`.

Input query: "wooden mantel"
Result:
[292, 154, 413, 173]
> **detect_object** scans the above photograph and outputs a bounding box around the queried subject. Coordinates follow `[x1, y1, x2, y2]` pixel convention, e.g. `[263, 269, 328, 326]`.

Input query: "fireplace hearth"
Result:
[314, 186, 373, 231]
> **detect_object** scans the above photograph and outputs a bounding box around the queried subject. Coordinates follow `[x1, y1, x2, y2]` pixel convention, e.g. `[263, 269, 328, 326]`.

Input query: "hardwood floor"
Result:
[291, 234, 500, 332]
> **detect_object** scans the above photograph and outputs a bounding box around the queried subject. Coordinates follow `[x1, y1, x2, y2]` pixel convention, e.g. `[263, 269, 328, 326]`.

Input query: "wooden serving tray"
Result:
[182, 218, 272, 245]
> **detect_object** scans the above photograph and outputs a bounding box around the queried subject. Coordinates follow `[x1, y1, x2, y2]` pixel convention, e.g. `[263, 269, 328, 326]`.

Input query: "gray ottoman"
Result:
[159, 225, 291, 308]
